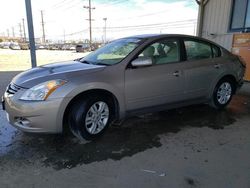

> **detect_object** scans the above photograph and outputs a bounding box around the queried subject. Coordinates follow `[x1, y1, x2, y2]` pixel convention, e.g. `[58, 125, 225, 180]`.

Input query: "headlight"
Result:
[20, 80, 66, 101]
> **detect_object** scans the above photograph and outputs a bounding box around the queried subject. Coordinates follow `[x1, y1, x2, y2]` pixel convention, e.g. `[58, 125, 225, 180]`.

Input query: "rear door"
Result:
[183, 39, 224, 99]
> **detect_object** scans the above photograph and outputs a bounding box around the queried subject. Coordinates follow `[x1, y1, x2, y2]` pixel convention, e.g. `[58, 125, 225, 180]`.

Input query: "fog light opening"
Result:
[15, 117, 31, 127]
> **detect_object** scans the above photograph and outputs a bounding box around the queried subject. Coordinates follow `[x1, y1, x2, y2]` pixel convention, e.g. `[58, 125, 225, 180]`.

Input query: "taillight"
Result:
[237, 55, 246, 68]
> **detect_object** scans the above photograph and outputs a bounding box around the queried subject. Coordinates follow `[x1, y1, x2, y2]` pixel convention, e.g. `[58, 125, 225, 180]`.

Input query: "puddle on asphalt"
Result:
[0, 94, 249, 170]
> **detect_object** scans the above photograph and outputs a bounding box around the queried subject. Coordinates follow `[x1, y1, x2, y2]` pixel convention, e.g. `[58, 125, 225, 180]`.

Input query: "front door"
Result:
[125, 38, 185, 111]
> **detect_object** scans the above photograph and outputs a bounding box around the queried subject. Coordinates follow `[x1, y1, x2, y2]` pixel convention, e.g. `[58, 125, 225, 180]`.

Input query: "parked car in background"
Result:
[90, 43, 102, 51]
[38, 45, 46, 50]
[0, 42, 4, 48]
[2, 34, 245, 141]
[69, 45, 76, 51]
[61, 44, 72, 50]
[3, 45, 9, 49]
[0, 42, 10, 49]
[9, 43, 21, 50]
[19, 43, 29, 50]
[76, 43, 90, 52]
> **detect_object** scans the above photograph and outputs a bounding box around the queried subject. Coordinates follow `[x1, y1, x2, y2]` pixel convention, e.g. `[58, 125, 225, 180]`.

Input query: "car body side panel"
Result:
[184, 57, 225, 100]
[125, 63, 185, 110]
[55, 65, 127, 128]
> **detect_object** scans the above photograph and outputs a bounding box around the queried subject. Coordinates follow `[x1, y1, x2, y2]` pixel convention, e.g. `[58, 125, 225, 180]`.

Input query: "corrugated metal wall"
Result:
[202, 0, 237, 50]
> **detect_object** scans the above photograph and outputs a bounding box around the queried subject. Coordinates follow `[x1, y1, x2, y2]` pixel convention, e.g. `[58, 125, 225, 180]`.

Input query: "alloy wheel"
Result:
[85, 101, 109, 135]
[216, 82, 232, 105]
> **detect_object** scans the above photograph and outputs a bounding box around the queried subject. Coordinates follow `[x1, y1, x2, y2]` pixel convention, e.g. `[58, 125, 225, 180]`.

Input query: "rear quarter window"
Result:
[212, 45, 221, 57]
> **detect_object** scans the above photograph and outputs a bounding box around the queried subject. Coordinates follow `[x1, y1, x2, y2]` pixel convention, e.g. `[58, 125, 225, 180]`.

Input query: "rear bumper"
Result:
[3, 92, 63, 133]
[236, 79, 244, 92]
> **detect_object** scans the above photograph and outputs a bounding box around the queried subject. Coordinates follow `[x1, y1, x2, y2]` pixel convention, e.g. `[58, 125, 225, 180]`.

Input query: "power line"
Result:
[52, 0, 84, 11]
[61, 1, 84, 11]
[99, 23, 197, 32]
[45, 19, 197, 38]
[52, 0, 70, 8]
[95, 19, 197, 29]
[110, 8, 175, 22]
[51, 0, 74, 9]
[97, 0, 127, 8]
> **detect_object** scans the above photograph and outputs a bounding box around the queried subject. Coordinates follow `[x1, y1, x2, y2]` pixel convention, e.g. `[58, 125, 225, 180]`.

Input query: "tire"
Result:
[210, 78, 235, 109]
[68, 95, 114, 140]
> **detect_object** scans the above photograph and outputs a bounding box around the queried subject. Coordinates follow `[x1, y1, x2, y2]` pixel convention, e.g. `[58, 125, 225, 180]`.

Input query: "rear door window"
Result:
[184, 40, 212, 60]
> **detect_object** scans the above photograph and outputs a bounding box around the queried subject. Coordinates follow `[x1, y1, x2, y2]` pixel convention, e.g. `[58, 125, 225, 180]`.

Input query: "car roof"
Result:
[124, 34, 202, 39]
[123, 34, 224, 49]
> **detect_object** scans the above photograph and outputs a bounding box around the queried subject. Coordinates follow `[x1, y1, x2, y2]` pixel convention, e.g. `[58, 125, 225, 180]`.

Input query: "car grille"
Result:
[6, 83, 22, 95]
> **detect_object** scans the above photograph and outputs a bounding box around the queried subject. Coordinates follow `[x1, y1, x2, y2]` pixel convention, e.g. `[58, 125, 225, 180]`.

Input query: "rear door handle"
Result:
[173, 71, 180, 77]
[214, 64, 221, 69]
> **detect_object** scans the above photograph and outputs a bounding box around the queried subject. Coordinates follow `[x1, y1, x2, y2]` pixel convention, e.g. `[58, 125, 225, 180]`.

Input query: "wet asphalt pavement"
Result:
[0, 72, 250, 187]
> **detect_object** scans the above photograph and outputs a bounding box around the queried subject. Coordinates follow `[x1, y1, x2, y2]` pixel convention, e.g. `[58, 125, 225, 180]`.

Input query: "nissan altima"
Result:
[2, 34, 245, 140]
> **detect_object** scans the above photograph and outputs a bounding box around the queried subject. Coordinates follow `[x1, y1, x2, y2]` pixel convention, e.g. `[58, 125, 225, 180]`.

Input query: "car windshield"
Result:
[80, 38, 142, 65]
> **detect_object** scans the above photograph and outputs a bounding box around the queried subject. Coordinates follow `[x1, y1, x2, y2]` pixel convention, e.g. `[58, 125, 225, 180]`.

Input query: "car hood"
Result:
[12, 60, 105, 88]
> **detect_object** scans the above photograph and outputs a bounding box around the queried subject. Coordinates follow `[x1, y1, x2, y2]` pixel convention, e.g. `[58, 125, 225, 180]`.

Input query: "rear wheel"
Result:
[68, 96, 113, 140]
[210, 78, 235, 109]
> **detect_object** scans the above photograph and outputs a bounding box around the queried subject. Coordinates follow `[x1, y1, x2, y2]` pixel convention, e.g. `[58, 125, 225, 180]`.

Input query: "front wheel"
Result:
[210, 78, 235, 109]
[68, 96, 113, 140]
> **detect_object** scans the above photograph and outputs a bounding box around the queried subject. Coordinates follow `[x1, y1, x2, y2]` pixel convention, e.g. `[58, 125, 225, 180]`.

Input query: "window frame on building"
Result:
[229, 0, 250, 32]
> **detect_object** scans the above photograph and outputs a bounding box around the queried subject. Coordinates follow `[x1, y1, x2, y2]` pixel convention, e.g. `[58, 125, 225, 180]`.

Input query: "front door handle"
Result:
[173, 71, 180, 77]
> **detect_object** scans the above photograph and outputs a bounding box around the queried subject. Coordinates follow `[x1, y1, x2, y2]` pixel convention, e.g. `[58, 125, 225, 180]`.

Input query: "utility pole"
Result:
[103, 17, 107, 44]
[12, 27, 15, 37]
[7, 29, 10, 38]
[63, 29, 66, 44]
[19, 23, 23, 39]
[22, 18, 27, 42]
[25, 0, 37, 68]
[195, 0, 209, 37]
[84, 0, 95, 46]
[41, 10, 46, 44]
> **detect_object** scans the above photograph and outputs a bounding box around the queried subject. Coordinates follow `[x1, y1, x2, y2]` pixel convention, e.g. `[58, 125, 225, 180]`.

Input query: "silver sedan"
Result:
[2, 34, 246, 140]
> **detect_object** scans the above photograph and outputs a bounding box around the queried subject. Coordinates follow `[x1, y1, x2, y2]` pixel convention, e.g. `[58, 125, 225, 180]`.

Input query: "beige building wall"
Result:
[201, 0, 238, 50]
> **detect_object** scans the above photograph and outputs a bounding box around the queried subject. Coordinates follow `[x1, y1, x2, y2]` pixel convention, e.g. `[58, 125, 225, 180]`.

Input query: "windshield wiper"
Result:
[74, 58, 82, 62]
[95, 63, 110, 66]
[78, 60, 93, 65]
[74, 58, 92, 65]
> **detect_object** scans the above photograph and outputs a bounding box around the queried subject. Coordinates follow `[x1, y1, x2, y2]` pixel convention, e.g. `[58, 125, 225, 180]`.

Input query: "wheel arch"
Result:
[209, 73, 238, 99]
[62, 89, 120, 133]
[217, 74, 237, 93]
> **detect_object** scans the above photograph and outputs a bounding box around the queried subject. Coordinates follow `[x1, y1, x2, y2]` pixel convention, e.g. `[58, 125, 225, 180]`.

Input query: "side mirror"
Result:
[131, 57, 153, 67]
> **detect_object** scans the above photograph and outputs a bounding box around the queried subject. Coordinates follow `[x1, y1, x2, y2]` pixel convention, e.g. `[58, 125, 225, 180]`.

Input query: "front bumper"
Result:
[2, 92, 64, 133]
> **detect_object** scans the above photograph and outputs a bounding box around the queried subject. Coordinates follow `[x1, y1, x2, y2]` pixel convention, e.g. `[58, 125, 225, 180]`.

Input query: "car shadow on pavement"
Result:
[1, 92, 250, 170]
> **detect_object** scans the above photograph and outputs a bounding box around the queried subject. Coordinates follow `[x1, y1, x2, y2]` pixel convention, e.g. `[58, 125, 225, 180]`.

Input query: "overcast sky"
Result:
[0, 0, 198, 42]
